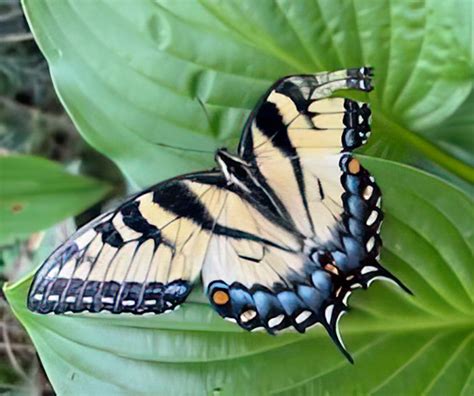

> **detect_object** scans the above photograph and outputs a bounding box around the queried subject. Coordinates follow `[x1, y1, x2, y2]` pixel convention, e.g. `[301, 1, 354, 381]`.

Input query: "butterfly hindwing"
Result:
[187, 178, 337, 335]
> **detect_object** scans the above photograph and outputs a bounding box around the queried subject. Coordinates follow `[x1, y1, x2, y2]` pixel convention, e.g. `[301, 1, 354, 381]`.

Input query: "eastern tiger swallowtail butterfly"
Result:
[27, 67, 410, 363]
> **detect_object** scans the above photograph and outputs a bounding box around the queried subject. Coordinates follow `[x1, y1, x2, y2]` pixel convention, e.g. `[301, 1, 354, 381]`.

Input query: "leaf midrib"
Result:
[13, 294, 473, 367]
[12, 298, 473, 338]
[373, 111, 474, 183]
[0, 184, 109, 199]
[23, 317, 474, 368]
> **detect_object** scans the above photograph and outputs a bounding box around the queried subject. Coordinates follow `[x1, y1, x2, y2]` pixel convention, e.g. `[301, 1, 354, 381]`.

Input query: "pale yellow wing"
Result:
[27, 173, 227, 314]
[238, 67, 373, 243]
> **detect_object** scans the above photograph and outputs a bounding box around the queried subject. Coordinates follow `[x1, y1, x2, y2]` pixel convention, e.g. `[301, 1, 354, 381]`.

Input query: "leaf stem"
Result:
[373, 112, 474, 184]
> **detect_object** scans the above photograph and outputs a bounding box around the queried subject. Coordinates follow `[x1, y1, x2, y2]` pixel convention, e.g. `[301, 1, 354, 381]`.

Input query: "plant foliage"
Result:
[0, 155, 110, 244]
[4, 0, 473, 394]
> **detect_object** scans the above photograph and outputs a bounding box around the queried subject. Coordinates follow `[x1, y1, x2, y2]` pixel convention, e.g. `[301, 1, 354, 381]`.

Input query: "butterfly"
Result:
[27, 67, 410, 363]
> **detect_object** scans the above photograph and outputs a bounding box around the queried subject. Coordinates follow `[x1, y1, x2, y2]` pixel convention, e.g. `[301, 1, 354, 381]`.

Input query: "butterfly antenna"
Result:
[152, 141, 214, 154]
[196, 96, 216, 135]
[151, 97, 219, 154]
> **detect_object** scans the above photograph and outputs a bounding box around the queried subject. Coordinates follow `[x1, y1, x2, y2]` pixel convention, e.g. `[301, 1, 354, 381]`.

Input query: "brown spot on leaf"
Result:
[11, 203, 23, 213]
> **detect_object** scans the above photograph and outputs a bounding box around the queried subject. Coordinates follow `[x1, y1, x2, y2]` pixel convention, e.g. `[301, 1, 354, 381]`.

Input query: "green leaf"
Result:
[425, 91, 474, 168]
[5, 159, 473, 395]
[364, 90, 474, 194]
[21, 0, 473, 188]
[0, 155, 110, 243]
[13, 0, 474, 394]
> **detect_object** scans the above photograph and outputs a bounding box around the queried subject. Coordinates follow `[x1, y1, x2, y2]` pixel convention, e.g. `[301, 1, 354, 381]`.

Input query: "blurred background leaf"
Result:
[0, 155, 111, 244]
[0, 0, 122, 393]
[0, 219, 77, 395]
[0, 0, 123, 277]
[1, 0, 473, 394]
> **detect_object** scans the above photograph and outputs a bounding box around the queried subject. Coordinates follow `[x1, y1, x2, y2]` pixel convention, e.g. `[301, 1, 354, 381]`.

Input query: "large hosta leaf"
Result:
[5, 158, 473, 395]
[10, 0, 474, 394]
[21, 0, 472, 188]
[0, 155, 110, 244]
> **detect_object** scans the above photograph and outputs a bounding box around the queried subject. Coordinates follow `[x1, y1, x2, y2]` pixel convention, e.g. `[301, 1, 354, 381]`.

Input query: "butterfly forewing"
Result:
[27, 174, 226, 315]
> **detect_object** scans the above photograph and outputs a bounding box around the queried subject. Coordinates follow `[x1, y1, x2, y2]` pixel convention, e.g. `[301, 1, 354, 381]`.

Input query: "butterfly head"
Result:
[215, 149, 252, 191]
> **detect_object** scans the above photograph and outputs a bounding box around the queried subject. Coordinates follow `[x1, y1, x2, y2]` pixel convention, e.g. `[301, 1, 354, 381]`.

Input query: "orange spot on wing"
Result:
[213, 290, 229, 305]
[324, 263, 339, 276]
[348, 158, 360, 174]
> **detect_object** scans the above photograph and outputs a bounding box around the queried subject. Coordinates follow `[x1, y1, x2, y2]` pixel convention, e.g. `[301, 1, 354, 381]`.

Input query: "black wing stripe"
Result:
[113, 240, 143, 312]
[74, 241, 107, 311]
[121, 200, 160, 236]
[94, 221, 123, 248]
[236, 170, 299, 234]
[290, 156, 315, 234]
[253, 99, 315, 235]
[153, 181, 215, 229]
[254, 101, 296, 157]
[152, 180, 294, 252]
[275, 80, 310, 111]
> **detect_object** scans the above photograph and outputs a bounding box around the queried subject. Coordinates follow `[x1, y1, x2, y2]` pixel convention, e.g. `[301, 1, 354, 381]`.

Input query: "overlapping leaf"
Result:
[0, 155, 110, 244]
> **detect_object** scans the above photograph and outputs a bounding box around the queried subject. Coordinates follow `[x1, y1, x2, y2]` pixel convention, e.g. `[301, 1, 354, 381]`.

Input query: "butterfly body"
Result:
[28, 67, 410, 362]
